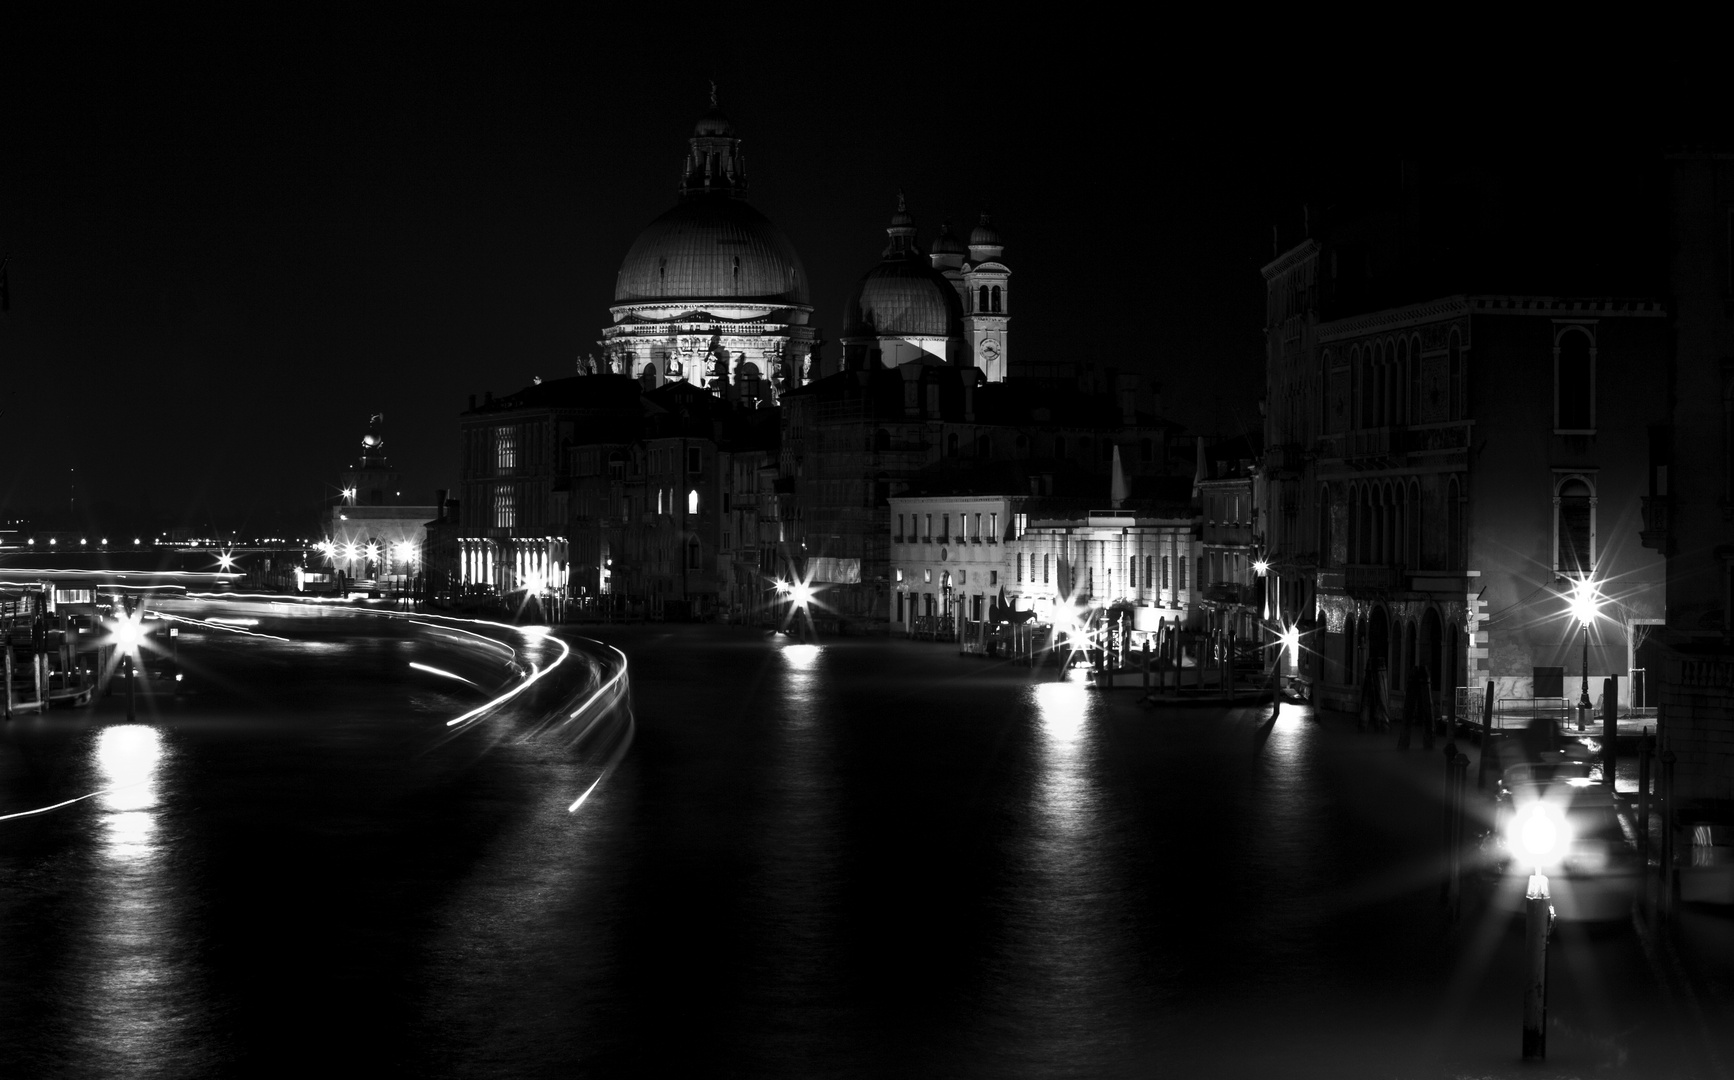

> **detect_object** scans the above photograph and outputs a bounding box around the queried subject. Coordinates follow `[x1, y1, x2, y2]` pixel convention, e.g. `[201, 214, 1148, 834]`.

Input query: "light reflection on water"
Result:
[63, 723, 203, 1078]
[986, 679, 1141, 1074]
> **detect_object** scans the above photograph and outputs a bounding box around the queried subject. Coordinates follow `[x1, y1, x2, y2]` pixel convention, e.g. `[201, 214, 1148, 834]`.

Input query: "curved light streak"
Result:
[409, 661, 483, 688]
[566, 644, 634, 813]
[444, 630, 568, 729]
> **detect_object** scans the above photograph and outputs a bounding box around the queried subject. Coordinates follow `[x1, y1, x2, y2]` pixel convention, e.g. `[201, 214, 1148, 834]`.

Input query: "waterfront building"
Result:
[1651, 150, 1734, 803]
[454, 376, 640, 602]
[324, 415, 437, 588]
[1264, 238, 1670, 718]
[1194, 433, 1265, 644]
[598, 98, 820, 403]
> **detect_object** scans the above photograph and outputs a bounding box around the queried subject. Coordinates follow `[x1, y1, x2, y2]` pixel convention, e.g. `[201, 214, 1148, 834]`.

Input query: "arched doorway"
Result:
[1367, 606, 1390, 700]
[1419, 607, 1443, 701]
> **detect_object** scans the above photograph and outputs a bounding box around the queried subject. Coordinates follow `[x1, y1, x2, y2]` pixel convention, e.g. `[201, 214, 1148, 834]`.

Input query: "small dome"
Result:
[931, 222, 966, 256]
[844, 260, 964, 339]
[968, 213, 1004, 249]
[615, 195, 810, 306]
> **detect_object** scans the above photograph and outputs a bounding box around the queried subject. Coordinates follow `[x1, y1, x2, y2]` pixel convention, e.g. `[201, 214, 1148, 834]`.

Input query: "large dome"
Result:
[614, 196, 810, 307]
[843, 259, 964, 339]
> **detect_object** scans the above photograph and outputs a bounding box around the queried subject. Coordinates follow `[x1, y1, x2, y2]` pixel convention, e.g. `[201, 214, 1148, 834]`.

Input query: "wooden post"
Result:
[1660, 749, 1677, 920]
[1478, 679, 1495, 789]
[1142, 639, 1150, 696]
[1522, 876, 1553, 1060]
[1601, 675, 1618, 792]
[1637, 728, 1652, 870]
[1450, 749, 1468, 922]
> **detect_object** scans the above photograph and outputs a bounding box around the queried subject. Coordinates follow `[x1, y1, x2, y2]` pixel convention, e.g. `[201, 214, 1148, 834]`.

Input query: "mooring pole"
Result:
[125, 654, 136, 723]
[1660, 749, 1677, 921]
[1637, 729, 1652, 870]
[1602, 675, 1618, 792]
[1522, 871, 1553, 1060]
[1477, 680, 1494, 789]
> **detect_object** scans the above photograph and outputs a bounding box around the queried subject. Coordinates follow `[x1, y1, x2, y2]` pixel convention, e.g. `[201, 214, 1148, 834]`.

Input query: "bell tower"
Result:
[962, 213, 1009, 383]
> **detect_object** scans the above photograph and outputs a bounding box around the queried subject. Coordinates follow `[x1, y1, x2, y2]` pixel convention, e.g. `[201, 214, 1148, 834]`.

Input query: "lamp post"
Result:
[1569, 578, 1600, 732]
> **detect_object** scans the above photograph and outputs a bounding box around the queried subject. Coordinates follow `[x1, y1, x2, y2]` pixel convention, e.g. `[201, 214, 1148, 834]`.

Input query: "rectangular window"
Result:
[1043, 554, 1050, 584]
[897, 513, 904, 541]
[990, 512, 1000, 541]
[1014, 512, 1026, 539]
[1146, 555, 1154, 585]
[1179, 556, 1188, 590]
[1017, 553, 1024, 581]
[1162, 556, 1170, 588]
[973, 513, 982, 540]
[990, 570, 998, 585]
[688, 447, 701, 473]
[925, 514, 933, 539]
[942, 514, 951, 542]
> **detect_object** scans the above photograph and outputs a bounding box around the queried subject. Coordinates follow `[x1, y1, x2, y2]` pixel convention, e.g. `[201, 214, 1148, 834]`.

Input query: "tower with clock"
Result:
[961, 214, 1009, 383]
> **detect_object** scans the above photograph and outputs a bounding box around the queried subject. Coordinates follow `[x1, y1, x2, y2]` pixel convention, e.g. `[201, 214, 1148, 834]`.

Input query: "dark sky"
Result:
[0, 17, 1694, 537]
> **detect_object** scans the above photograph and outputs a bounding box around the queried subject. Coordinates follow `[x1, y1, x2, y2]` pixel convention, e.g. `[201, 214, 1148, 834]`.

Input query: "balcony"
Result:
[1346, 564, 1399, 593]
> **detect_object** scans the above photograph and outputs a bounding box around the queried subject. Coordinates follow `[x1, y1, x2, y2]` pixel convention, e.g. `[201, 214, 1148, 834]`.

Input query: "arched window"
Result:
[1407, 479, 1421, 569]
[990, 285, 1002, 312]
[1408, 335, 1423, 423]
[1448, 477, 1464, 570]
[874, 427, 891, 451]
[1556, 326, 1594, 431]
[1448, 329, 1463, 419]
[1396, 337, 1409, 425]
[979, 285, 990, 311]
[687, 489, 699, 515]
[1556, 476, 1595, 576]
[1318, 485, 1333, 568]
[1355, 346, 1370, 428]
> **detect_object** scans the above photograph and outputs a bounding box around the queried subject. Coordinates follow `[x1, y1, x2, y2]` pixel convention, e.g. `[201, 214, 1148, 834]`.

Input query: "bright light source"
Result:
[393, 541, 416, 563]
[1568, 577, 1601, 628]
[1279, 623, 1301, 669]
[774, 579, 791, 595]
[1509, 801, 1572, 867]
[110, 615, 144, 651]
[789, 581, 815, 608]
[364, 543, 380, 561]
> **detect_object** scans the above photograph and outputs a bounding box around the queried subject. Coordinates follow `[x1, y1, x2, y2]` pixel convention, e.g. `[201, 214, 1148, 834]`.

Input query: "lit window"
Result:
[688, 489, 699, 514]
[495, 427, 517, 472]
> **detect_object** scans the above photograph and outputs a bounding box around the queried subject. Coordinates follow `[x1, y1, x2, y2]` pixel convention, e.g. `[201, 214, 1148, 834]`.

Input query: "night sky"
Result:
[0, 17, 1692, 537]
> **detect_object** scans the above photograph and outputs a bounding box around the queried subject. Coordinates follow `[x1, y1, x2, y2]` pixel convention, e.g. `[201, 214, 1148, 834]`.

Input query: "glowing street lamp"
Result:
[1568, 577, 1601, 732]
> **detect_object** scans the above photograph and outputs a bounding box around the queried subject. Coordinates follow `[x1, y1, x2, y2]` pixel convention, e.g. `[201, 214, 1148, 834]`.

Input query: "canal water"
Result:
[0, 614, 1723, 1078]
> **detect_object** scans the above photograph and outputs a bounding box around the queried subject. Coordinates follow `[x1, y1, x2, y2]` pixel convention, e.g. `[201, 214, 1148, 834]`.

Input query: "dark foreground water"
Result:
[2, 609, 1730, 1078]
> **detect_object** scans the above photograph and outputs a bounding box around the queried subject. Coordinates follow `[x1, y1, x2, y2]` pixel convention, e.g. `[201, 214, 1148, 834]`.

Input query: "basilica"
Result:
[592, 97, 1013, 397]
[438, 97, 1177, 629]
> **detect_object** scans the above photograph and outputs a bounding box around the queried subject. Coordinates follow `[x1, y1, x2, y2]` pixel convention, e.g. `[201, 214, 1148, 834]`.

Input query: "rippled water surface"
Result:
[2, 616, 1727, 1078]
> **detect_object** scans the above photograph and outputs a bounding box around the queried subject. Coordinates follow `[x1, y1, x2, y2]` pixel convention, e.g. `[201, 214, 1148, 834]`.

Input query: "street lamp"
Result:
[1568, 577, 1601, 732]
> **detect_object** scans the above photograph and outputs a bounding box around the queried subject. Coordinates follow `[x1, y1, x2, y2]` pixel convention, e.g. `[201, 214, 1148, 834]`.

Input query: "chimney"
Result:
[435, 489, 448, 522]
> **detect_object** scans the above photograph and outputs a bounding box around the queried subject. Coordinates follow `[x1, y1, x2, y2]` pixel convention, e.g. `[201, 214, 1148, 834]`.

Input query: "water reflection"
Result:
[64, 723, 201, 1077]
[986, 679, 1141, 1074]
